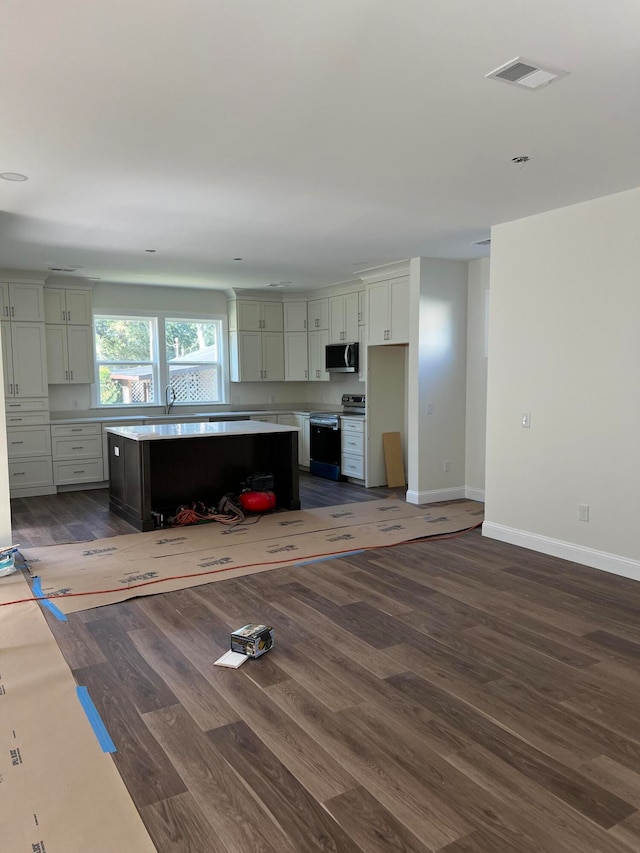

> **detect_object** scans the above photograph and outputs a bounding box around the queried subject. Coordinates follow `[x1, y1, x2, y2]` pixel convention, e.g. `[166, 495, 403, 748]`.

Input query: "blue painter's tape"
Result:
[32, 577, 67, 622]
[76, 687, 116, 753]
[295, 549, 365, 567]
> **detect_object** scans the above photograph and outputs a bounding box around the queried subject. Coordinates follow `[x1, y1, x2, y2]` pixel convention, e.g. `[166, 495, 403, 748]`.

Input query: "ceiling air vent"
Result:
[486, 57, 568, 90]
[473, 239, 491, 247]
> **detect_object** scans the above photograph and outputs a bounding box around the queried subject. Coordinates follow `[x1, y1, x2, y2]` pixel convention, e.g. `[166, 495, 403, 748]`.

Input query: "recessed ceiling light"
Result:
[472, 238, 491, 246]
[0, 172, 28, 182]
[145, 249, 156, 253]
[48, 267, 63, 272]
[512, 155, 531, 165]
[233, 257, 243, 261]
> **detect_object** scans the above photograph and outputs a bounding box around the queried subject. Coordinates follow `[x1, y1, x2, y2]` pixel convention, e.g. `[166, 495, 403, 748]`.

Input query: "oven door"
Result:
[309, 420, 343, 481]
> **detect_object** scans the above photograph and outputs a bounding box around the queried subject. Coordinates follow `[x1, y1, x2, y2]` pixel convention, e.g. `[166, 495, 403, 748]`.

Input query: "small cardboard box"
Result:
[231, 624, 274, 658]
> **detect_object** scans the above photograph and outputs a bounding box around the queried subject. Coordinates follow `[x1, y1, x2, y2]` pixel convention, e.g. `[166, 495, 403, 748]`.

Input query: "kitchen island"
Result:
[106, 421, 299, 531]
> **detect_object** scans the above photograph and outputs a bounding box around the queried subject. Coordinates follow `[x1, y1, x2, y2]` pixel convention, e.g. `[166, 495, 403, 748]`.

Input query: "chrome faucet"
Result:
[164, 383, 177, 415]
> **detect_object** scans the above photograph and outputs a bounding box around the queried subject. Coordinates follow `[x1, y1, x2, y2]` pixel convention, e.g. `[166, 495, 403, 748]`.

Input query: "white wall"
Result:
[465, 258, 489, 499]
[407, 257, 468, 504]
[484, 186, 640, 576]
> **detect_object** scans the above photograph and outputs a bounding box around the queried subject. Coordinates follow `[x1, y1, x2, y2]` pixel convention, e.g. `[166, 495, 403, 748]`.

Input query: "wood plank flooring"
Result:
[34, 501, 640, 851]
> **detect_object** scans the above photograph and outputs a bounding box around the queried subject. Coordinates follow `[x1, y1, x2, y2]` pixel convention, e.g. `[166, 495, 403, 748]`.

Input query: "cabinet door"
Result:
[308, 329, 329, 381]
[65, 289, 92, 324]
[45, 325, 69, 384]
[284, 332, 308, 381]
[0, 283, 10, 319]
[358, 290, 366, 325]
[294, 414, 310, 467]
[307, 298, 328, 330]
[12, 323, 48, 396]
[1, 323, 14, 396]
[8, 283, 45, 321]
[344, 292, 359, 342]
[328, 295, 344, 343]
[236, 301, 262, 331]
[232, 330, 262, 381]
[44, 289, 66, 323]
[389, 276, 410, 343]
[67, 325, 95, 383]
[358, 323, 367, 383]
[367, 280, 389, 344]
[261, 302, 283, 332]
[261, 332, 284, 381]
[284, 301, 307, 332]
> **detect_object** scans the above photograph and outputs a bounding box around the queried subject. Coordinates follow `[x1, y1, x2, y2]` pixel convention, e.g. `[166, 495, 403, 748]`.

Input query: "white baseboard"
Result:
[483, 521, 640, 583]
[406, 487, 467, 505]
[465, 487, 485, 502]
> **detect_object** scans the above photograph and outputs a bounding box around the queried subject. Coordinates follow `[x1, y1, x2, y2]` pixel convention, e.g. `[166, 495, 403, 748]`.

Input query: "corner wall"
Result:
[465, 258, 489, 500]
[484, 186, 640, 576]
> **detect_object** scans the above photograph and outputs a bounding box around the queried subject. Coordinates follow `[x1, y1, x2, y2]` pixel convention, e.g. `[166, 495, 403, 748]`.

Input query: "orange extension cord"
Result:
[0, 522, 483, 609]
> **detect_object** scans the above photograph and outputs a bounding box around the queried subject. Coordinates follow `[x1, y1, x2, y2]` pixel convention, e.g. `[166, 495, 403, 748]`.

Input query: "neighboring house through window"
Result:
[94, 315, 226, 406]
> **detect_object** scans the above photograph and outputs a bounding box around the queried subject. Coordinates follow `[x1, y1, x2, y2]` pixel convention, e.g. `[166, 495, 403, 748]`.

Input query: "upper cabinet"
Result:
[1, 322, 48, 398]
[283, 301, 308, 332]
[329, 292, 359, 344]
[229, 299, 283, 332]
[307, 297, 328, 331]
[44, 288, 92, 325]
[367, 276, 410, 345]
[0, 282, 45, 322]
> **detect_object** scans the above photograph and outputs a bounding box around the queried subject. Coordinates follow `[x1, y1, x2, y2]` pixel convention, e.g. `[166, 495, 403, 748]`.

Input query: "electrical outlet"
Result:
[578, 504, 589, 522]
[426, 402, 434, 414]
[443, 460, 451, 473]
[522, 412, 531, 428]
[72, 399, 79, 409]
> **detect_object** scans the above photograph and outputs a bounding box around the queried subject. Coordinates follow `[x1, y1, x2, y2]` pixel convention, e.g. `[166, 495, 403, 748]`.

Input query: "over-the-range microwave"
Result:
[325, 342, 359, 373]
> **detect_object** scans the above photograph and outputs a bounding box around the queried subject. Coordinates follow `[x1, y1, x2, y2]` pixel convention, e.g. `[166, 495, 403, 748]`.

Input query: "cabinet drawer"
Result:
[53, 435, 103, 461]
[5, 398, 48, 413]
[341, 417, 364, 434]
[51, 423, 101, 438]
[341, 453, 364, 479]
[342, 433, 364, 455]
[53, 459, 104, 486]
[9, 458, 53, 489]
[5, 412, 49, 426]
[7, 426, 52, 458]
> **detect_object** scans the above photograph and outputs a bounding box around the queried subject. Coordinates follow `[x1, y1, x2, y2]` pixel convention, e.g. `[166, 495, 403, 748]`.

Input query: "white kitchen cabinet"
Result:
[329, 292, 359, 344]
[341, 416, 365, 480]
[44, 287, 92, 325]
[284, 331, 309, 381]
[46, 324, 95, 384]
[277, 414, 296, 426]
[358, 290, 366, 325]
[367, 276, 410, 345]
[229, 330, 285, 381]
[229, 300, 283, 332]
[0, 282, 45, 321]
[308, 329, 329, 381]
[8, 458, 54, 494]
[294, 413, 310, 468]
[1, 322, 49, 398]
[51, 423, 103, 486]
[307, 298, 329, 331]
[283, 301, 308, 332]
[358, 324, 367, 383]
[7, 424, 52, 458]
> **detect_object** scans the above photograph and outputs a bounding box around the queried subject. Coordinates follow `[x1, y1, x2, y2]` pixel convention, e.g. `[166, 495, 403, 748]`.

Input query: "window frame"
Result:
[93, 309, 229, 408]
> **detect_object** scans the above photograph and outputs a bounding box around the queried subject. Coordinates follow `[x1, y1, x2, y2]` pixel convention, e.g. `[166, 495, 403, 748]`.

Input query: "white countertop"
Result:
[106, 420, 299, 441]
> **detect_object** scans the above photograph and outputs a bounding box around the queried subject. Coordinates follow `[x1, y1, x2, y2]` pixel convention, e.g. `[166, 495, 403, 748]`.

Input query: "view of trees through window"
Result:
[95, 316, 224, 406]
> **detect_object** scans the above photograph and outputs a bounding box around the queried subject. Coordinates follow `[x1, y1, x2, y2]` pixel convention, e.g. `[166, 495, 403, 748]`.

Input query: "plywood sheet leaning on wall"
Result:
[383, 432, 406, 487]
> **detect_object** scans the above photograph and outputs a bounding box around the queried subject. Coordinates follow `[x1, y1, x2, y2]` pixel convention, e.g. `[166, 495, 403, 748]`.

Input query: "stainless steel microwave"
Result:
[325, 342, 359, 373]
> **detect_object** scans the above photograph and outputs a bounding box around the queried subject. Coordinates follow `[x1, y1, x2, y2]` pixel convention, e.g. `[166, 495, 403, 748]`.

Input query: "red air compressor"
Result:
[240, 472, 276, 513]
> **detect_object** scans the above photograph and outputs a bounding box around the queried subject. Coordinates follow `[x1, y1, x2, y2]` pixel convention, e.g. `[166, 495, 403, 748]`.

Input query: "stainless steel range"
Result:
[309, 395, 366, 480]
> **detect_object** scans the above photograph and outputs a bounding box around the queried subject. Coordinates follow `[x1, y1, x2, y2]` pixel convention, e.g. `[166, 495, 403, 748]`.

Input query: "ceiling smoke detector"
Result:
[486, 57, 568, 90]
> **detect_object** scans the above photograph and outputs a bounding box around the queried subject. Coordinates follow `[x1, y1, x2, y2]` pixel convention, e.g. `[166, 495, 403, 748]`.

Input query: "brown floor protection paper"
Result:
[21, 499, 484, 614]
[0, 573, 156, 852]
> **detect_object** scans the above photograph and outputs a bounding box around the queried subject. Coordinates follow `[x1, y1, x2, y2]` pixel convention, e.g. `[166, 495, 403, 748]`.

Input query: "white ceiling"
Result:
[2, 0, 640, 291]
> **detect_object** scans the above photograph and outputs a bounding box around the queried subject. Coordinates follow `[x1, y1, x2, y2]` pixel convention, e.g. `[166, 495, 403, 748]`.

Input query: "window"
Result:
[94, 314, 225, 406]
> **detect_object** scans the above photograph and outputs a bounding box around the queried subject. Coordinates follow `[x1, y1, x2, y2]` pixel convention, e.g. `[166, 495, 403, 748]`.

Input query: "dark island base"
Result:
[108, 430, 300, 531]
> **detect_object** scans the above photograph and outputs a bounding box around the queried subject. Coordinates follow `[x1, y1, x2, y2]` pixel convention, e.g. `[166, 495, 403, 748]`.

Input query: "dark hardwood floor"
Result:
[16, 479, 640, 851]
[10, 472, 396, 547]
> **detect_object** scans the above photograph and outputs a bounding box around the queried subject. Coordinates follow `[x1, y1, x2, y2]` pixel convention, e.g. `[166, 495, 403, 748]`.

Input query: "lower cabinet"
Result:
[7, 422, 54, 496]
[52, 423, 103, 486]
[341, 417, 365, 480]
[294, 413, 310, 468]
